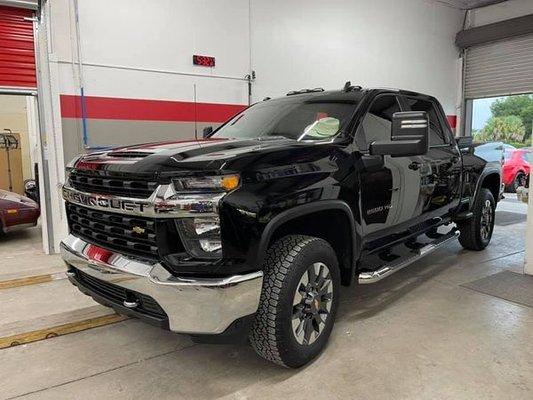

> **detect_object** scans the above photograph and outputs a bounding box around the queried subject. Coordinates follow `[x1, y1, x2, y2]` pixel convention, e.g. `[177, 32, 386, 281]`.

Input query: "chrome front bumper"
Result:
[60, 234, 263, 334]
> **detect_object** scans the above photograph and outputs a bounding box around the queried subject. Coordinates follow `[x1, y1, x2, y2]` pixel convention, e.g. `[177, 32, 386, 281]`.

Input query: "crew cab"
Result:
[61, 85, 501, 368]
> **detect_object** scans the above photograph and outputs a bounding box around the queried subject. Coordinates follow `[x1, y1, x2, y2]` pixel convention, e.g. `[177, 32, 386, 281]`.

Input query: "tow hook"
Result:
[123, 299, 139, 309]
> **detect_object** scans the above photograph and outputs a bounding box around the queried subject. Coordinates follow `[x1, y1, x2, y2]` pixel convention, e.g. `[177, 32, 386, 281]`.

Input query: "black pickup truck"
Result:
[61, 85, 501, 368]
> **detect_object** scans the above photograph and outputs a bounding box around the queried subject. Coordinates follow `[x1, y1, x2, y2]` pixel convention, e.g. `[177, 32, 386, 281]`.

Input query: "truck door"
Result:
[402, 96, 462, 217]
[355, 94, 426, 236]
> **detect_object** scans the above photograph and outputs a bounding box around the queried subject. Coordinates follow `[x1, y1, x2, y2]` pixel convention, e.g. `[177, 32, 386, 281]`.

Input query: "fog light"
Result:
[176, 217, 222, 259]
[199, 239, 222, 253]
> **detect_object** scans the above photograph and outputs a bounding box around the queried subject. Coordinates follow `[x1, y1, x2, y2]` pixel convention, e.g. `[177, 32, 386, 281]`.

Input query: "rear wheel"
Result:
[510, 171, 527, 193]
[457, 188, 495, 251]
[249, 235, 340, 368]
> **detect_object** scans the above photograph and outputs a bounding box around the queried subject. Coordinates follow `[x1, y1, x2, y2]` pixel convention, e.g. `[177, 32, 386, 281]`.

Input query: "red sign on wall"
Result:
[193, 55, 215, 67]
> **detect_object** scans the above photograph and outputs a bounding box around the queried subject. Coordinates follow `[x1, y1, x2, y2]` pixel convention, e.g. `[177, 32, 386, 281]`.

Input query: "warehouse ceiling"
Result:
[440, 0, 508, 9]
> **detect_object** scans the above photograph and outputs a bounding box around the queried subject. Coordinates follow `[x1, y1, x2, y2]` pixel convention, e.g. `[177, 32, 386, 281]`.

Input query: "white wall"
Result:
[50, 0, 463, 112]
[50, 0, 251, 105]
[250, 0, 463, 114]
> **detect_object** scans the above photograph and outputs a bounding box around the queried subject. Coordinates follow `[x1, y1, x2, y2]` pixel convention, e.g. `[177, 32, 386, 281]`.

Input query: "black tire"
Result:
[457, 188, 495, 251]
[249, 235, 340, 368]
[509, 171, 526, 193]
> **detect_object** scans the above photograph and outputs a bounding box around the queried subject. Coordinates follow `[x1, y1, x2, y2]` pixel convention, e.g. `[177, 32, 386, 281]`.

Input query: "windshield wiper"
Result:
[255, 135, 293, 141]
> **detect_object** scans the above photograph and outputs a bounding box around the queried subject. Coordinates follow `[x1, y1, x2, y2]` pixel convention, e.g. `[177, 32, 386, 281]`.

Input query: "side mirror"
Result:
[370, 111, 429, 157]
[203, 126, 213, 138]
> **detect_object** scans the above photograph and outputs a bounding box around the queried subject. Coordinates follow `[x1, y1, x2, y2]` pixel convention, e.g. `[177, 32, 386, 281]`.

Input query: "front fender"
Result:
[252, 200, 359, 272]
[472, 163, 502, 207]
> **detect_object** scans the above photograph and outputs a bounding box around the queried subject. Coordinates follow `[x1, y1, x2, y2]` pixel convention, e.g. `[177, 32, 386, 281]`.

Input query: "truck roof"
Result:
[272, 86, 437, 103]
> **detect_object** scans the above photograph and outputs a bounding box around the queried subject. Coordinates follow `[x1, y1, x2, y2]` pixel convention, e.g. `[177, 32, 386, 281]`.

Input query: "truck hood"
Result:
[74, 137, 341, 178]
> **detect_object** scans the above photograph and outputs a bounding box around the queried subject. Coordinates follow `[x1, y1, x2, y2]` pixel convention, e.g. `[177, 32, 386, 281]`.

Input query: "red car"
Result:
[503, 148, 531, 192]
[0, 189, 40, 234]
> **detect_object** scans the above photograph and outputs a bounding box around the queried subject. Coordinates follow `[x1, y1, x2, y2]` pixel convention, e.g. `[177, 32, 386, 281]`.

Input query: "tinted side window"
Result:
[356, 95, 401, 150]
[405, 98, 447, 146]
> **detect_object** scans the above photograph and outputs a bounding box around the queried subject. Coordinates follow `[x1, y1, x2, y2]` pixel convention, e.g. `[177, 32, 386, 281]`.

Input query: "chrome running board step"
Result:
[358, 230, 459, 284]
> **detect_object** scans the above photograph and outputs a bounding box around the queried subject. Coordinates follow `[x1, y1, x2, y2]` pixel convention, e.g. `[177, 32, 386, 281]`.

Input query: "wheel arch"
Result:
[480, 172, 501, 203]
[473, 167, 501, 207]
[256, 201, 358, 286]
[515, 169, 526, 178]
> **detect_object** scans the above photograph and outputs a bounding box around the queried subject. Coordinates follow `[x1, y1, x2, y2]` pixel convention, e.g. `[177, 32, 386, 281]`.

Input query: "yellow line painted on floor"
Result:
[0, 314, 128, 350]
[0, 272, 65, 290]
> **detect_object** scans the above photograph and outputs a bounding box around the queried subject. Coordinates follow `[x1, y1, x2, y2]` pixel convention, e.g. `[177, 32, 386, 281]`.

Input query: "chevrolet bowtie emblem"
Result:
[132, 226, 145, 234]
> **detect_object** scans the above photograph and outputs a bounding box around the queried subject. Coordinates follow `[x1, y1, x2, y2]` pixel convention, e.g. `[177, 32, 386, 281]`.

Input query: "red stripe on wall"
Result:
[60, 95, 247, 123]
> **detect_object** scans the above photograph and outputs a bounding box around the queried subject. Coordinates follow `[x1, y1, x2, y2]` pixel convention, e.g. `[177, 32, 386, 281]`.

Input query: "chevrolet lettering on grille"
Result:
[62, 187, 147, 213]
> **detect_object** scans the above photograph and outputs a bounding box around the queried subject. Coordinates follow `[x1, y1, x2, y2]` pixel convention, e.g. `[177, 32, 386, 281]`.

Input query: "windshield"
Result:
[211, 95, 359, 141]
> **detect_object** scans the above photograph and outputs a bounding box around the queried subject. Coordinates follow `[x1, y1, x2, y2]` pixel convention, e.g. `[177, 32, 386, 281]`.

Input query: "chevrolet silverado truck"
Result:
[61, 85, 501, 368]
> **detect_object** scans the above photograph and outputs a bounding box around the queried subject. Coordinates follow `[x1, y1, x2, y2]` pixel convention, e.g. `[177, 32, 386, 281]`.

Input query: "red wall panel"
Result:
[60, 95, 247, 123]
[0, 6, 36, 89]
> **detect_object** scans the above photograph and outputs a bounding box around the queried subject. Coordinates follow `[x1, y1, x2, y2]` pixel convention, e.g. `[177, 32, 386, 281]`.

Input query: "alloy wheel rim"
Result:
[480, 199, 493, 241]
[515, 173, 526, 188]
[291, 262, 333, 346]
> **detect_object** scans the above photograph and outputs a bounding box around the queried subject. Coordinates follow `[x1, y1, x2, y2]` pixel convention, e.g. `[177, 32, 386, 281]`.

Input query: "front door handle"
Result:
[409, 161, 421, 171]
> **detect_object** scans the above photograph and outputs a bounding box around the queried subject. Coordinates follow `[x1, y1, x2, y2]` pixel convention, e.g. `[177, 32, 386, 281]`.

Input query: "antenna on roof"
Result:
[343, 81, 362, 92]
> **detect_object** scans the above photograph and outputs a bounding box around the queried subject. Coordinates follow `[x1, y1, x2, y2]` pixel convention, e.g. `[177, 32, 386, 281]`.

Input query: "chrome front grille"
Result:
[69, 170, 158, 199]
[66, 203, 158, 261]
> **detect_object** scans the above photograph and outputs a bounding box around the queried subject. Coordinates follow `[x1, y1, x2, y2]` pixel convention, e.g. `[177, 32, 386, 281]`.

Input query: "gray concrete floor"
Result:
[1, 197, 532, 400]
[0, 225, 64, 279]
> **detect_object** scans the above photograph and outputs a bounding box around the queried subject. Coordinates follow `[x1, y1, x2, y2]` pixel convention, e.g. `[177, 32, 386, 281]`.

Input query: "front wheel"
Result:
[457, 188, 495, 251]
[249, 235, 340, 368]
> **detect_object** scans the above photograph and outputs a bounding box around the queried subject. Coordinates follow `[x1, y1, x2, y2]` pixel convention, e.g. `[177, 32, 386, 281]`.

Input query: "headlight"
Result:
[173, 174, 240, 192]
[176, 217, 222, 259]
[173, 174, 239, 258]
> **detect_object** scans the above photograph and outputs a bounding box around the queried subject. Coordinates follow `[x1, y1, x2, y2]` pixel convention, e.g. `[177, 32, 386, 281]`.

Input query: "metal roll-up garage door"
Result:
[464, 34, 533, 99]
[0, 5, 36, 89]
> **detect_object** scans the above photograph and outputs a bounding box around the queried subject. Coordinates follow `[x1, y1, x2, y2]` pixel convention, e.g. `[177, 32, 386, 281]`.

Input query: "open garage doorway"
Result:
[470, 94, 532, 193]
[465, 93, 532, 281]
[0, 2, 60, 258]
[0, 94, 43, 255]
